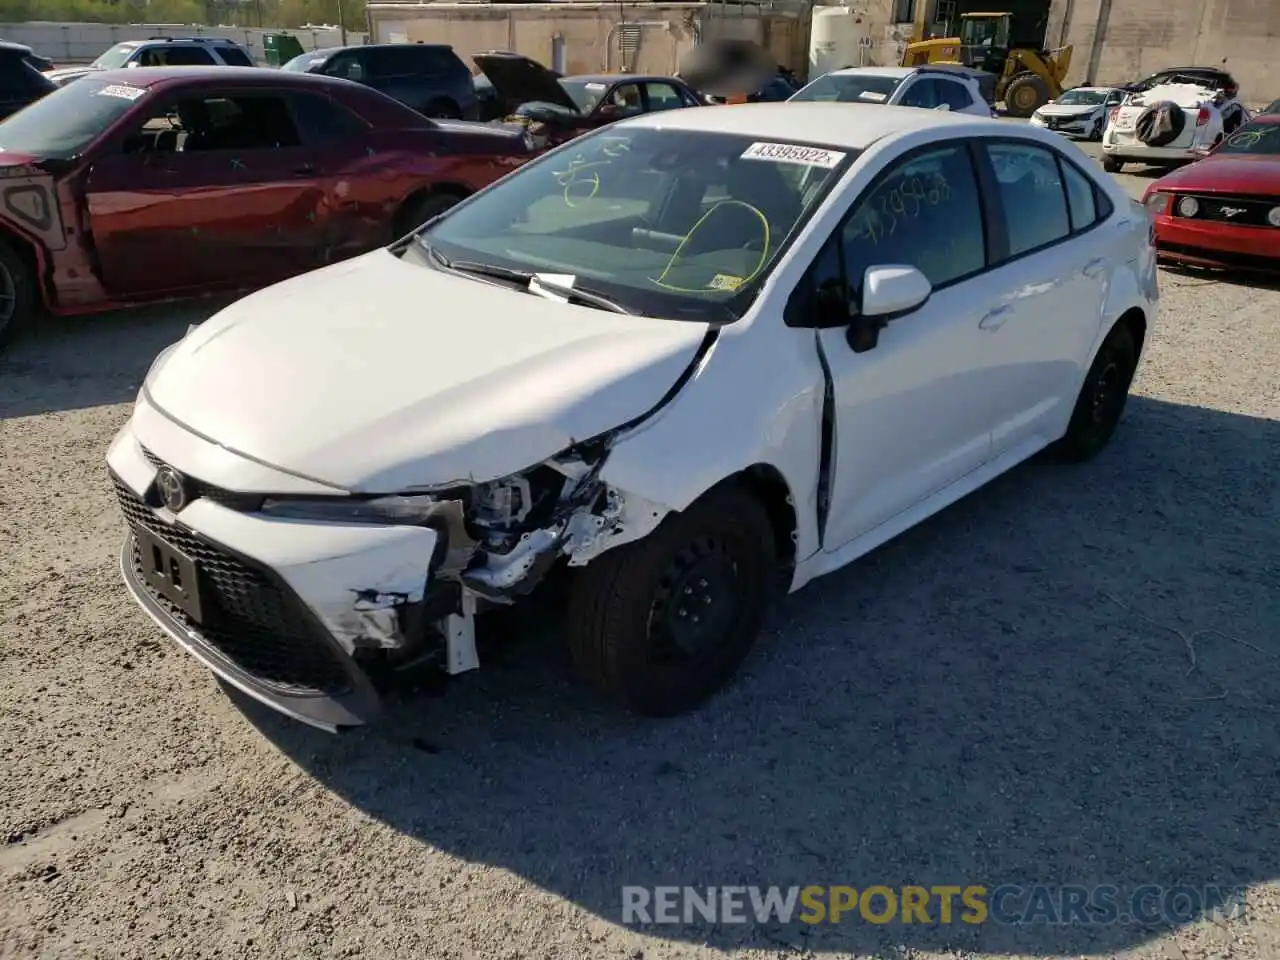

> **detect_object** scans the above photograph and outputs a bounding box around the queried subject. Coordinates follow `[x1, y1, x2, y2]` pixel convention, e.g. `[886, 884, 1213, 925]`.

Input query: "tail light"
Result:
[1108, 107, 1119, 125]
[1196, 107, 1210, 126]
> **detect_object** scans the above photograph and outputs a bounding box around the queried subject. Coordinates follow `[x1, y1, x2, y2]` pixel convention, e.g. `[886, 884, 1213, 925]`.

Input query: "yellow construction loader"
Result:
[901, 12, 1073, 118]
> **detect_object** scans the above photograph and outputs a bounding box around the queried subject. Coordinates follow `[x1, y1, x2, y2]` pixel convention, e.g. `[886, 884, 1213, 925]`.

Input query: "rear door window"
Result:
[983, 141, 1071, 257]
[217, 46, 255, 67]
[290, 92, 368, 144]
[158, 45, 218, 66]
[370, 46, 419, 78]
[898, 78, 941, 109]
[325, 52, 366, 82]
[937, 79, 974, 111]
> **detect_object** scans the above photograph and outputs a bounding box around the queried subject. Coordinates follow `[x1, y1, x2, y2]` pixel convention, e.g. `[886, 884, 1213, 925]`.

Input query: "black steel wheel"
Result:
[1050, 322, 1139, 463]
[566, 484, 778, 716]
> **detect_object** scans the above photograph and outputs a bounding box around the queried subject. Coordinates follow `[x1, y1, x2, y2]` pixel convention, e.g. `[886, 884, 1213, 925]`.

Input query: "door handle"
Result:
[978, 305, 1013, 331]
[1083, 257, 1106, 278]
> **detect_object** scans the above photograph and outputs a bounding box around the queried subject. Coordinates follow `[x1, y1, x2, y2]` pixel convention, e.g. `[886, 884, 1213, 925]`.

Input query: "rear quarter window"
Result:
[217, 46, 255, 67]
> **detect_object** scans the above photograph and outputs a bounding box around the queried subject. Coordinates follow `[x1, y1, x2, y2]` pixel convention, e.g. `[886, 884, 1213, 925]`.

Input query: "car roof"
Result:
[620, 100, 995, 148]
[826, 66, 918, 79]
[89, 66, 348, 88]
[0, 40, 34, 55]
[1067, 85, 1122, 92]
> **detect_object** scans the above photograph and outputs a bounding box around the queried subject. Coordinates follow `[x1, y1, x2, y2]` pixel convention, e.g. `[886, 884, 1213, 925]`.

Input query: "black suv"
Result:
[0, 41, 55, 120]
[281, 43, 475, 119]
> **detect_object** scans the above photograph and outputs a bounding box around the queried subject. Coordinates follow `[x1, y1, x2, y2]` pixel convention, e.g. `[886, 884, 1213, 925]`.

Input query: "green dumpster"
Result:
[264, 33, 305, 67]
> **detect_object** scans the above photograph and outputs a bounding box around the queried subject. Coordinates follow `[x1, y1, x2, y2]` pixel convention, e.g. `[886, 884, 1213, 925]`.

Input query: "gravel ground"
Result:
[1, 148, 1277, 960]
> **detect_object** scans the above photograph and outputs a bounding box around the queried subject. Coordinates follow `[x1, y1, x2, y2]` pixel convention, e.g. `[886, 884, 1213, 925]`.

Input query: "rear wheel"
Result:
[566, 484, 778, 717]
[1003, 73, 1050, 118]
[0, 237, 39, 351]
[1102, 155, 1124, 173]
[1050, 323, 1138, 463]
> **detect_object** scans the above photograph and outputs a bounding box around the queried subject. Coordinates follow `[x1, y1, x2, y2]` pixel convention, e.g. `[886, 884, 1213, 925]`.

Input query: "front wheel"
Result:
[395, 191, 462, 236]
[0, 237, 38, 351]
[1091, 116, 1104, 140]
[1050, 323, 1138, 463]
[1102, 155, 1124, 173]
[566, 484, 778, 717]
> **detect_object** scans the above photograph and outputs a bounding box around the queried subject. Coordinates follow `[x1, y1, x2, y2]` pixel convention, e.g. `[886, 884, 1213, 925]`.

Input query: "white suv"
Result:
[789, 65, 995, 117]
[43, 37, 256, 87]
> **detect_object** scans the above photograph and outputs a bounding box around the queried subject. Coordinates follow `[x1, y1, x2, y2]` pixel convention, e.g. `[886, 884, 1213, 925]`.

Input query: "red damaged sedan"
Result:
[1142, 113, 1280, 271]
[0, 67, 532, 347]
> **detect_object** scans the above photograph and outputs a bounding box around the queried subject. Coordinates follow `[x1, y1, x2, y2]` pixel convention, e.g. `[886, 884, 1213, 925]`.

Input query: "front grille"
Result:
[139, 447, 264, 511]
[114, 477, 353, 698]
[1173, 194, 1279, 228]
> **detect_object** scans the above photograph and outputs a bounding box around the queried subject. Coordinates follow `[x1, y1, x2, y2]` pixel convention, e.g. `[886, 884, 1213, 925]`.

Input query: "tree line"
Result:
[0, 0, 367, 33]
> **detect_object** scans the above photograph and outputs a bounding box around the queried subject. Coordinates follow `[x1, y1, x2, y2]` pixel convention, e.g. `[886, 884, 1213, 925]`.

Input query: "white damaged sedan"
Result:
[109, 104, 1158, 731]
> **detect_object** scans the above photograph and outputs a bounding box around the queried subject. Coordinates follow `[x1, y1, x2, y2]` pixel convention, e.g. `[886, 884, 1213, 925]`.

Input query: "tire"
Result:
[1090, 115, 1104, 140]
[1134, 100, 1185, 147]
[1003, 73, 1050, 118]
[0, 236, 38, 351]
[566, 483, 778, 717]
[395, 191, 462, 236]
[1102, 155, 1124, 174]
[422, 98, 461, 120]
[1049, 323, 1138, 463]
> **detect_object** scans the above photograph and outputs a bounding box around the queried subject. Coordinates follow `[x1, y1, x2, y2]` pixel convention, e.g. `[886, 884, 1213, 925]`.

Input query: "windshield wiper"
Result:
[530, 277, 634, 315]
[416, 239, 632, 314]
[417, 238, 533, 285]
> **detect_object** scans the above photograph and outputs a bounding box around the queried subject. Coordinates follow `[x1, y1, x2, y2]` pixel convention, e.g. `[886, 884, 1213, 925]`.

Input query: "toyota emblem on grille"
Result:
[154, 466, 188, 512]
[1220, 206, 1246, 217]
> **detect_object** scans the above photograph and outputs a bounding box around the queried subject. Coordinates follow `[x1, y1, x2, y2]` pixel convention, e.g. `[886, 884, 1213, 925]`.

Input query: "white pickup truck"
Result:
[1101, 81, 1250, 172]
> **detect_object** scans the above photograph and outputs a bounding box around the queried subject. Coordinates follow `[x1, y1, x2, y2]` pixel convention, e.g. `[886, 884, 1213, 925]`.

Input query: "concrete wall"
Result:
[367, 1, 812, 78]
[1046, 0, 1280, 105]
[0, 21, 369, 65]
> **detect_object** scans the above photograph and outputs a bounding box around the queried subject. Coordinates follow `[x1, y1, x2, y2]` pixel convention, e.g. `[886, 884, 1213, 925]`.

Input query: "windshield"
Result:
[415, 127, 853, 322]
[790, 73, 903, 104]
[0, 78, 145, 159]
[1056, 89, 1109, 106]
[282, 51, 328, 72]
[1215, 121, 1280, 155]
[91, 43, 137, 70]
[558, 79, 606, 112]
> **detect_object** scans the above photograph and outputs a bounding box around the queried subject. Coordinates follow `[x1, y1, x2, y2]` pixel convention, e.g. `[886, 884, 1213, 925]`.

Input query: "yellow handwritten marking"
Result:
[650, 200, 770, 293]
[552, 157, 612, 207]
[707, 273, 745, 291]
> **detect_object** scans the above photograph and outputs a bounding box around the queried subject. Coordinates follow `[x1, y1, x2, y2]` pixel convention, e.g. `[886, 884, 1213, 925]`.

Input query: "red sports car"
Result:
[1142, 112, 1280, 271]
[0, 66, 532, 347]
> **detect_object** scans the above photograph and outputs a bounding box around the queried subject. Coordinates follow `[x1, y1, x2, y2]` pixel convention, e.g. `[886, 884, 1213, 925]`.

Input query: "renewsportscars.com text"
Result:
[621, 884, 1246, 926]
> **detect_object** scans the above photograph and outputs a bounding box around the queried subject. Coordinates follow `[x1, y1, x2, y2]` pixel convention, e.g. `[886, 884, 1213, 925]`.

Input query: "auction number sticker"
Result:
[707, 273, 744, 291]
[740, 142, 847, 168]
[97, 84, 146, 101]
[857, 91, 889, 102]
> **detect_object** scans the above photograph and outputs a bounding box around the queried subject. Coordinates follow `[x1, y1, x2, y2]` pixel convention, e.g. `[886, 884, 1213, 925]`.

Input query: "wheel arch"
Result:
[0, 225, 52, 313]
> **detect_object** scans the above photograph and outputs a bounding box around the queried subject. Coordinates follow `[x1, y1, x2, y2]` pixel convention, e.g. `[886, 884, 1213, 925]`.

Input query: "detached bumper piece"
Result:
[113, 476, 382, 731]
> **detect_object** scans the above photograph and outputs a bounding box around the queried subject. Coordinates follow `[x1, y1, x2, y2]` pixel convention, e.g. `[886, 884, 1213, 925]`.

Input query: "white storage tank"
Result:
[808, 6, 869, 79]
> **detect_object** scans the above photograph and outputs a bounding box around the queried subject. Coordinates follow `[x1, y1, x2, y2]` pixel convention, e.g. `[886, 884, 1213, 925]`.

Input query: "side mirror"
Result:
[862, 264, 931, 317]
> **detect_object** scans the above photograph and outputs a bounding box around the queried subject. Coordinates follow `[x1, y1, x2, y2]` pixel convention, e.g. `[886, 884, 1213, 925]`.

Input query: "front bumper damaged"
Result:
[106, 421, 667, 732]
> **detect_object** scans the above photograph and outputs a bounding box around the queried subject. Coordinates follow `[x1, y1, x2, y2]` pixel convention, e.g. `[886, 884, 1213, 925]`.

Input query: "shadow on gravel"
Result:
[241, 395, 1279, 957]
[0, 300, 227, 420]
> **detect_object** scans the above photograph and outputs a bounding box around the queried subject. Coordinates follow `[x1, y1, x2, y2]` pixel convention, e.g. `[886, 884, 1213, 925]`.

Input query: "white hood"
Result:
[1038, 103, 1099, 118]
[145, 249, 711, 492]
